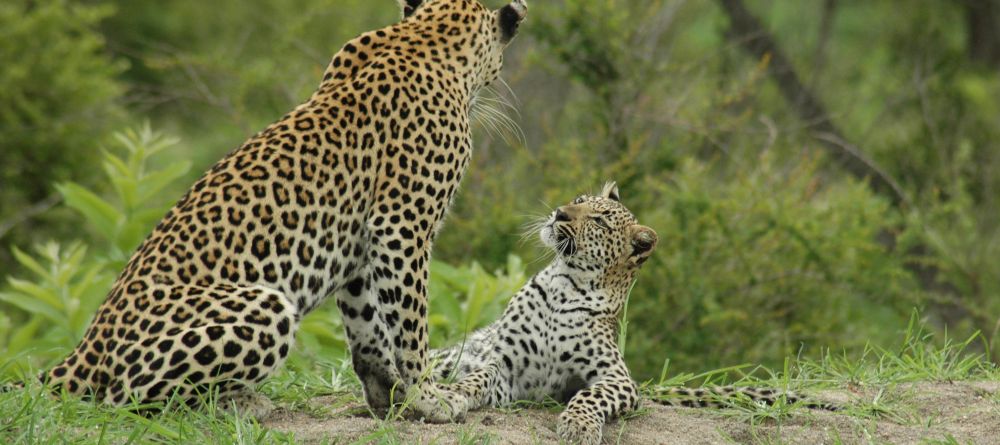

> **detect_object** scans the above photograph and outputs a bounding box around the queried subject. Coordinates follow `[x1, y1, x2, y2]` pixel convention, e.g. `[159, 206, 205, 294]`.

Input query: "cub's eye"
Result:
[572, 196, 586, 205]
[589, 216, 611, 230]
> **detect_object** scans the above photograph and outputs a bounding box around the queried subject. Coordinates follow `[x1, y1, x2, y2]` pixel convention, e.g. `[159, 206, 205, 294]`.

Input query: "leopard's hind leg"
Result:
[45, 283, 299, 419]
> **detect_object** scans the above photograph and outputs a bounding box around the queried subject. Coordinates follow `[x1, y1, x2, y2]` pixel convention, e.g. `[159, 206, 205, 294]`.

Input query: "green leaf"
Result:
[103, 153, 136, 209]
[0, 289, 64, 323]
[6, 277, 62, 310]
[56, 182, 122, 235]
[102, 152, 132, 179]
[10, 246, 49, 280]
[116, 220, 152, 256]
[430, 260, 472, 288]
[7, 317, 43, 356]
[69, 262, 110, 303]
[136, 160, 191, 203]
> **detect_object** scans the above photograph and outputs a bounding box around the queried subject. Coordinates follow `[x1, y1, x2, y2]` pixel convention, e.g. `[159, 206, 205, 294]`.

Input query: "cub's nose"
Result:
[554, 209, 571, 222]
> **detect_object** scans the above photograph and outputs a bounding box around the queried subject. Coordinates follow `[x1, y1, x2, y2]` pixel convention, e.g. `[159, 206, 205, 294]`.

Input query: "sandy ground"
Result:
[263, 381, 1000, 444]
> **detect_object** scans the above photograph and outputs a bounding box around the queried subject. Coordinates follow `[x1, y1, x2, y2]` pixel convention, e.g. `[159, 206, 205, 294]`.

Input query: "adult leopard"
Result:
[39, 0, 527, 423]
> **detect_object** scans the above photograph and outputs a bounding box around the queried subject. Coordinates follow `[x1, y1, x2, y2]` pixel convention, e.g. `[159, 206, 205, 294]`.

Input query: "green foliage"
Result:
[796, 311, 995, 386]
[0, 0, 126, 266]
[0, 243, 112, 371]
[2, 0, 1000, 397]
[0, 126, 190, 376]
[57, 124, 191, 270]
[96, 0, 398, 169]
[754, 0, 1000, 360]
[626, 155, 921, 376]
[428, 255, 527, 347]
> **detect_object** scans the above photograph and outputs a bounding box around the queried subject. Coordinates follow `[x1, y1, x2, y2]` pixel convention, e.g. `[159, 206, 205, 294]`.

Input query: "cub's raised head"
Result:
[541, 182, 658, 272]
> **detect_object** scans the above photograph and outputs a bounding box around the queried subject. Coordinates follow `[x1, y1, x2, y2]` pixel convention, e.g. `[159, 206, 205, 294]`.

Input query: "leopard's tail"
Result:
[0, 380, 26, 393]
[649, 385, 839, 411]
[1, 368, 59, 394]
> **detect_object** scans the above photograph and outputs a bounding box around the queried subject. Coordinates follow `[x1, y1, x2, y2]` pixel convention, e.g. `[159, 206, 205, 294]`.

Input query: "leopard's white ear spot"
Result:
[628, 225, 657, 265]
[397, 0, 422, 18]
[600, 181, 620, 202]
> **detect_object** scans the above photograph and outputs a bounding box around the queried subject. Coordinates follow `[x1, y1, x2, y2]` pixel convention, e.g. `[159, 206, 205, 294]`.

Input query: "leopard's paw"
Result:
[557, 411, 602, 445]
[222, 390, 275, 419]
[406, 382, 468, 423]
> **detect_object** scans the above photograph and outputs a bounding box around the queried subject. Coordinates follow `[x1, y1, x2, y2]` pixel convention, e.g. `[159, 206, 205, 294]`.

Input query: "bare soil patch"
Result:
[263, 381, 1000, 444]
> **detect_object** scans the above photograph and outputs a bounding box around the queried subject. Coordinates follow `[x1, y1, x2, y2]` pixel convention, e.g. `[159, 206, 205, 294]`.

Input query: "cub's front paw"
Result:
[406, 382, 469, 423]
[557, 412, 602, 445]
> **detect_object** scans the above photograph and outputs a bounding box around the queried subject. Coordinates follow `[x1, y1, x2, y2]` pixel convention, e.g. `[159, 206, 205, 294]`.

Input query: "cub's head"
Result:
[395, 0, 526, 93]
[540, 182, 658, 272]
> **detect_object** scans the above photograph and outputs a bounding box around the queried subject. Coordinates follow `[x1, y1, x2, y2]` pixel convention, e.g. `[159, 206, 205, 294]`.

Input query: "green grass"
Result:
[638, 312, 997, 444]
[1, 313, 995, 444]
[0, 358, 355, 444]
[0, 382, 297, 444]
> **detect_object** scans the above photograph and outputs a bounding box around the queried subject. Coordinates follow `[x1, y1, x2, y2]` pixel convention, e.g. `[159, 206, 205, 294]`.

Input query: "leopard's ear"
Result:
[627, 225, 657, 266]
[396, 0, 423, 18]
[600, 181, 620, 202]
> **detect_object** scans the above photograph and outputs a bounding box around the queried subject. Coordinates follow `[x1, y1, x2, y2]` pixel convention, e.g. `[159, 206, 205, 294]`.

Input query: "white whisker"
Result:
[471, 83, 525, 146]
[497, 77, 521, 107]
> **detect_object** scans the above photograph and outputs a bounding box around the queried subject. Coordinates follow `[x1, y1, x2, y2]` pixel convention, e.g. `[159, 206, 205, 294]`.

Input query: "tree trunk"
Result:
[716, 0, 989, 347]
[716, 0, 907, 207]
[966, 0, 1000, 67]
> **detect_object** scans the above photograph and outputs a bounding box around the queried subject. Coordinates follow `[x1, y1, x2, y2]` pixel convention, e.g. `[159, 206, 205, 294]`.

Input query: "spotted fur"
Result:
[40, 0, 527, 422]
[651, 385, 838, 411]
[429, 183, 835, 444]
[430, 182, 658, 445]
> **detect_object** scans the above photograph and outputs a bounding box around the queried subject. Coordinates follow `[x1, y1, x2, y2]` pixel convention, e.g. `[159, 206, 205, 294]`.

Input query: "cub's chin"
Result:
[540, 224, 558, 249]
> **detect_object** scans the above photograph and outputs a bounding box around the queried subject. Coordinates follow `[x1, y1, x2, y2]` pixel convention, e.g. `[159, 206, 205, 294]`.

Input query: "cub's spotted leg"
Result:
[557, 340, 640, 445]
[448, 363, 504, 411]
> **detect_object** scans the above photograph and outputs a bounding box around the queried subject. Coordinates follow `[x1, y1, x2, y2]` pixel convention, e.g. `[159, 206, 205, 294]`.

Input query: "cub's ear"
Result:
[397, 0, 422, 18]
[628, 225, 657, 266]
[600, 181, 620, 202]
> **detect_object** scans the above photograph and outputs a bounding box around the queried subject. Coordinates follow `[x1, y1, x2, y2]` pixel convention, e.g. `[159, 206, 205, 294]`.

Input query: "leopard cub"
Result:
[431, 182, 656, 445]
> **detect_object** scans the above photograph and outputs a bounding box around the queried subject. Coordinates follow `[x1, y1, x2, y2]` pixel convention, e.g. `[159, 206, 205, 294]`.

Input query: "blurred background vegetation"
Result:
[2, 0, 999, 382]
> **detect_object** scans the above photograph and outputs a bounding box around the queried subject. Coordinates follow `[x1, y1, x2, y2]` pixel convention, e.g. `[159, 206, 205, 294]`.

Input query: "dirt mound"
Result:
[263, 381, 1000, 444]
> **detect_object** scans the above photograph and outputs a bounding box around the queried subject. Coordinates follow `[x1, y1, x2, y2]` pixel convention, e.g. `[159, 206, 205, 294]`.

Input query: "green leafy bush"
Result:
[428, 255, 527, 347]
[56, 125, 191, 271]
[0, 0, 126, 268]
[626, 155, 921, 377]
[0, 126, 189, 376]
[0, 242, 112, 373]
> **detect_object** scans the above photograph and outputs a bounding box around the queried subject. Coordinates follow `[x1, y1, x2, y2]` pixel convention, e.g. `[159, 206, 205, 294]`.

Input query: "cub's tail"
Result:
[649, 385, 839, 411]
